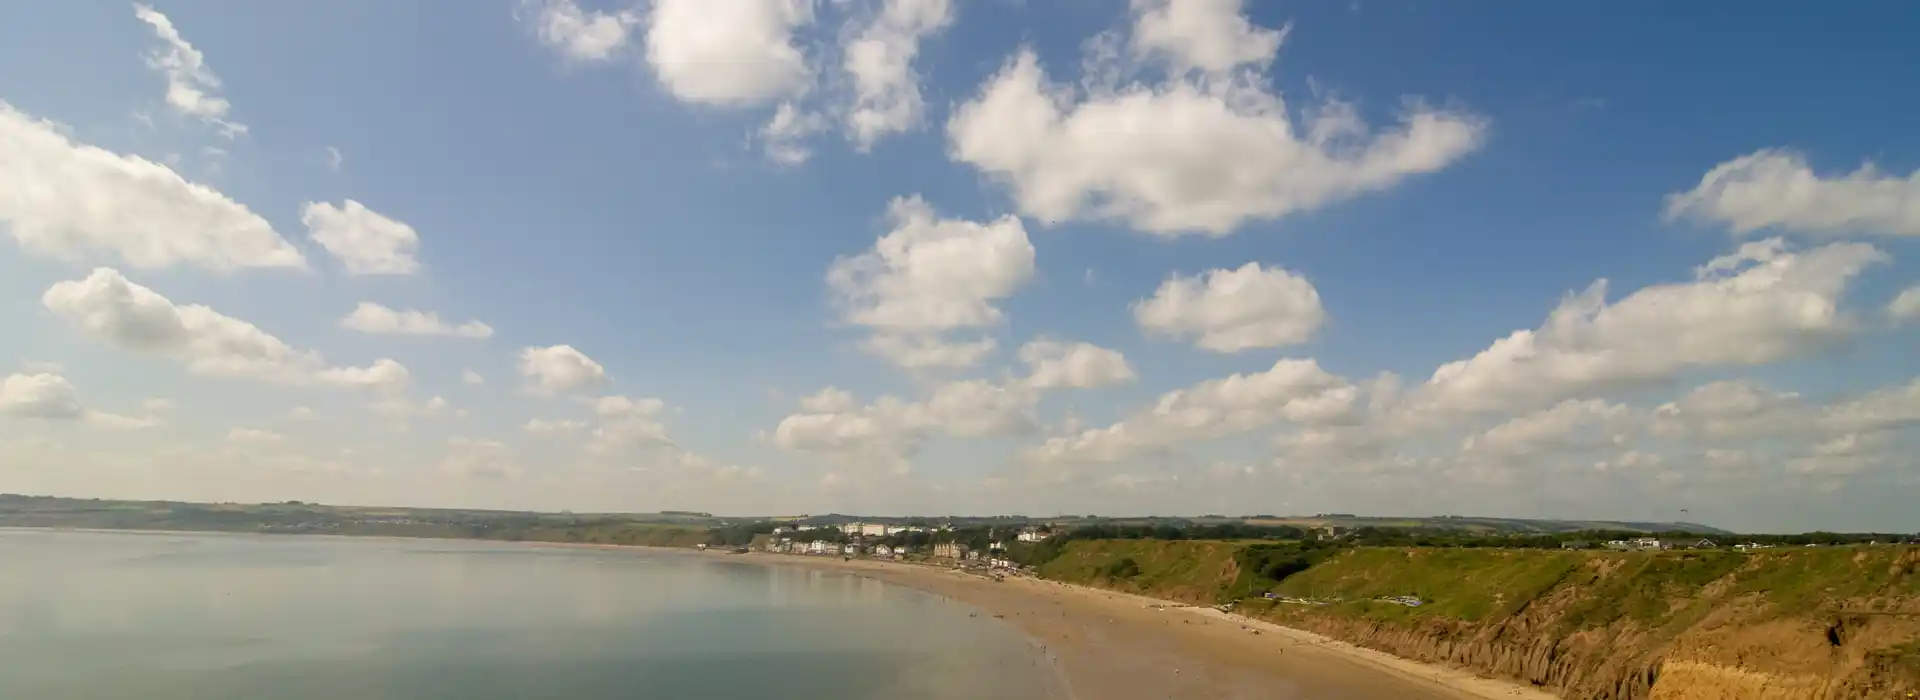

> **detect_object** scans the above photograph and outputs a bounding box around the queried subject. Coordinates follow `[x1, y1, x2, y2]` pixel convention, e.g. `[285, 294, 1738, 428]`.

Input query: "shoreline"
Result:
[741, 551, 1557, 700]
[6, 528, 1554, 699]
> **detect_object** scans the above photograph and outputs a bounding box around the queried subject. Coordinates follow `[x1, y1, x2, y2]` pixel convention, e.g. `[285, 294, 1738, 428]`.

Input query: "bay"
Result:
[0, 529, 1067, 699]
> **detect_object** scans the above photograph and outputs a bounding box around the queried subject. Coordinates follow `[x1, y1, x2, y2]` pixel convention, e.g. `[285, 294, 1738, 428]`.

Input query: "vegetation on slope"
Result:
[1036, 539, 1920, 699]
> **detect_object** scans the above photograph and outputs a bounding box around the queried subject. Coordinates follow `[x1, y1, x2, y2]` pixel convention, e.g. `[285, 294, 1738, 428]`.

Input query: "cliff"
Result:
[1039, 541, 1920, 699]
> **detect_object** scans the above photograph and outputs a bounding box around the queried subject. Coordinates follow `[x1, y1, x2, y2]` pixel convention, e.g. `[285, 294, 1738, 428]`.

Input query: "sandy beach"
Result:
[747, 552, 1558, 700]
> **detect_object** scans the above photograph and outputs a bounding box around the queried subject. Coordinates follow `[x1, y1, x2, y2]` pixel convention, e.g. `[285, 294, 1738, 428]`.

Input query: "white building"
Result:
[842, 543, 860, 556]
[1016, 529, 1047, 543]
[873, 544, 893, 557]
[807, 540, 833, 555]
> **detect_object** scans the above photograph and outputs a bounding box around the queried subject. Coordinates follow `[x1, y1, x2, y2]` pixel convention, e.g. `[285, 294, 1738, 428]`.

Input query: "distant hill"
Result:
[1237, 514, 1733, 536]
[0, 494, 1730, 536]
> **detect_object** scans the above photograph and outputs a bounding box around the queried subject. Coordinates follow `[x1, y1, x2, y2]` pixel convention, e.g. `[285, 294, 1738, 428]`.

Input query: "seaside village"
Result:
[749, 521, 1050, 572]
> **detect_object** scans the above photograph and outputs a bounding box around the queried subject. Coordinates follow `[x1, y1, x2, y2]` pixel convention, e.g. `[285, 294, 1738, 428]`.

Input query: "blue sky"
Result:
[2, 0, 1917, 532]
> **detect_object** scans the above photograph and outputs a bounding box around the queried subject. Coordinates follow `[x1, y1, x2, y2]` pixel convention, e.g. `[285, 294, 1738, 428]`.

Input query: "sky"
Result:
[2, 0, 1918, 532]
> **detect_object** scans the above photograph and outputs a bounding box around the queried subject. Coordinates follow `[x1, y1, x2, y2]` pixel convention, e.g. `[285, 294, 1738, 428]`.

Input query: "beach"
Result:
[754, 553, 1558, 700]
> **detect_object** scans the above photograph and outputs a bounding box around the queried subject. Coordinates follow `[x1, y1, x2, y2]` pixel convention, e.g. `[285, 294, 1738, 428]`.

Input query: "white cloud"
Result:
[1133, 262, 1325, 352]
[462, 370, 486, 386]
[300, 200, 422, 275]
[860, 334, 997, 370]
[947, 1, 1484, 236]
[645, 0, 813, 107]
[370, 395, 451, 420]
[524, 0, 638, 63]
[0, 373, 84, 420]
[226, 427, 286, 443]
[774, 379, 1037, 466]
[798, 387, 856, 413]
[829, 196, 1034, 369]
[1461, 399, 1632, 458]
[524, 418, 587, 436]
[1666, 149, 1920, 237]
[85, 411, 161, 430]
[1411, 239, 1886, 417]
[1649, 380, 1804, 443]
[314, 359, 413, 394]
[1819, 377, 1920, 436]
[325, 146, 344, 172]
[339, 302, 493, 339]
[1128, 0, 1284, 75]
[287, 406, 317, 420]
[843, 0, 953, 149]
[518, 345, 608, 395]
[1029, 358, 1355, 465]
[43, 268, 407, 391]
[0, 372, 160, 428]
[441, 437, 522, 479]
[132, 4, 246, 137]
[0, 103, 303, 270]
[586, 395, 672, 454]
[1890, 285, 1920, 322]
[1018, 339, 1135, 390]
[759, 102, 830, 166]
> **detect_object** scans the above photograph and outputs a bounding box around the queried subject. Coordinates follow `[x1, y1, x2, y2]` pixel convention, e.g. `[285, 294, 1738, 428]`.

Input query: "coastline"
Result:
[5, 528, 1554, 699]
[741, 552, 1558, 700]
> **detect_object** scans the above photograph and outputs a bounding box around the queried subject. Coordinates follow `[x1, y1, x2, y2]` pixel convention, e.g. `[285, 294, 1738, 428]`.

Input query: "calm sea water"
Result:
[0, 529, 1067, 700]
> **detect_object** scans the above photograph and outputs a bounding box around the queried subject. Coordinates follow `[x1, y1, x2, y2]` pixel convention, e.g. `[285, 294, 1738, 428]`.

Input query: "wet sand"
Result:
[755, 554, 1558, 700]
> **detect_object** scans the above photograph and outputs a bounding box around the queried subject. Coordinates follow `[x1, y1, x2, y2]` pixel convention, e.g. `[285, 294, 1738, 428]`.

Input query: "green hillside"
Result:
[1037, 539, 1920, 699]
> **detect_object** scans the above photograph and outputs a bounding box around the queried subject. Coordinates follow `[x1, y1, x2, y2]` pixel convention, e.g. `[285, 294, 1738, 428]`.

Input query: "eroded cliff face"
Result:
[1047, 543, 1920, 699]
[1261, 549, 1920, 700]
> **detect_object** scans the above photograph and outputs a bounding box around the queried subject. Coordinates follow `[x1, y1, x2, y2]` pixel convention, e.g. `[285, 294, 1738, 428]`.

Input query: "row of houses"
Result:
[1570, 538, 1720, 551]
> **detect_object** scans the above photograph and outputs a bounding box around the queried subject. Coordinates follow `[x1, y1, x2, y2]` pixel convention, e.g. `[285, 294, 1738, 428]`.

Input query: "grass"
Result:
[1037, 539, 1246, 603]
[1271, 547, 1586, 622]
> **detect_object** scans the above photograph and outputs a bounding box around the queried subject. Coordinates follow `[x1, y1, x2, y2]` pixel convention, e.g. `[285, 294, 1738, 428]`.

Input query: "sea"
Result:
[0, 529, 1068, 699]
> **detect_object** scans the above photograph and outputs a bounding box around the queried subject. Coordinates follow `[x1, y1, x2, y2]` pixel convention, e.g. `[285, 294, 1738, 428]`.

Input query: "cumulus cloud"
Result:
[1460, 399, 1632, 459]
[1018, 339, 1135, 390]
[774, 380, 1037, 466]
[829, 196, 1034, 369]
[1890, 285, 1920, 322]
[226, 427, 286, 443]
[1128, 0, 1285, 75]
[0, 373, 84, 420]
[462, 370, 486, 386]
[860, 334, 997, 370]
[301, 200, 422, 275]
[523, 0, 638, 63]
[759, 102, 831, 166]
[1666, 149, 1920, 237]
[1029, 358, 1355, 465]
[0, 372, 160, 429]
[340, 303, 493, 339]
[843, 0, 953, 149]
[370, 395, 451, 421]
[42, 268, 407, 392]
[314, 359, 413, 394]
[441, 437, 522, 479]
[524, 418, 587, 436]
[133, 4, 246, 137]
[585, 395, 673, 454]
[645, 0, 813, 106]
[1410, 238, 1886, 417]
[0, 103, 303, 270]
[518, 345, 608, 395]
[947, 0, 1484, 235]
[1133, 262, 1325, 352]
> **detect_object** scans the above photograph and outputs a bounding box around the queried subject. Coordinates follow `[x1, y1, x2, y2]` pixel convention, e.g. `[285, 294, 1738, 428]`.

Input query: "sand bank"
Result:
[753, 553, 1558, 700]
